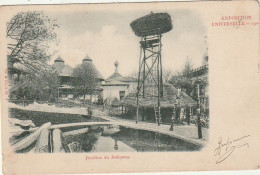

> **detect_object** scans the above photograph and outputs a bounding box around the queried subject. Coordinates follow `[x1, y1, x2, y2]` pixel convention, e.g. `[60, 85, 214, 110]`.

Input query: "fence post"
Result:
[23, 96, 25, 106]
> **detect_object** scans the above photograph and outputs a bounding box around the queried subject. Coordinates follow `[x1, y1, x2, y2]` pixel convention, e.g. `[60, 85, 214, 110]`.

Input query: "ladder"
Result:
[154, 105, 162, 124]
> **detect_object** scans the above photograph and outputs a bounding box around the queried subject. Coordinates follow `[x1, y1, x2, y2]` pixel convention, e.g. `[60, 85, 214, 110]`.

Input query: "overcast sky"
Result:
[48, 9, 207, 79]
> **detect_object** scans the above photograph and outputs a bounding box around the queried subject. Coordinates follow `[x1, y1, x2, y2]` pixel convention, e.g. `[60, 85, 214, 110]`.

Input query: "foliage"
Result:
[72, 62, 98, 96]
[170, 76, 207, 102]
[169, 59, 193, 97]
[169, 58, 208, 102]
[11, 68, 59, 101]
[7, 11, 59, 102]
[111, 98, 120, 107]
[182, 58, 193, 76]
[162, 68, 172, 84]
[104, 97, 120, 107]
[128, 70, 139, 80]
[7, 11, 58, 70]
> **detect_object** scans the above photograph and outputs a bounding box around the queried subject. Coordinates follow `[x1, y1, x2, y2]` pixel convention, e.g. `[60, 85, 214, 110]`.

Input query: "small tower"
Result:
[130, 12, 173, 125]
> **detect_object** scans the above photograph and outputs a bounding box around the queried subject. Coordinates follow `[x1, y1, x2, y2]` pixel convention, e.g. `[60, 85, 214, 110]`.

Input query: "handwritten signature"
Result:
[214, 135, 250, 164]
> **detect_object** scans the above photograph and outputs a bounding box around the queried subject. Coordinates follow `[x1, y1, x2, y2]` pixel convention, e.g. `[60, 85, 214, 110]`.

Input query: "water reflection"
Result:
[64, 126, 201, 152]
[91, 136, 136, 152]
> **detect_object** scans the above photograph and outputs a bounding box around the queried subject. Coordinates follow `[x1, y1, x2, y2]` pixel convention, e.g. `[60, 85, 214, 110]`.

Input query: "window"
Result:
[119, 91, 125, 100]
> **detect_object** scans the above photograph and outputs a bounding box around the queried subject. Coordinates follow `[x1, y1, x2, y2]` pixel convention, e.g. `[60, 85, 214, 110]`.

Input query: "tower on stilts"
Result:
[130, 12, 173, 125]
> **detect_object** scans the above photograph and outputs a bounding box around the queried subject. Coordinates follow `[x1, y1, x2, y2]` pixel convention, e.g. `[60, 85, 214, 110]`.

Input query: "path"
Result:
[9, 102, 208, 147]
[93, 109, 208, 147]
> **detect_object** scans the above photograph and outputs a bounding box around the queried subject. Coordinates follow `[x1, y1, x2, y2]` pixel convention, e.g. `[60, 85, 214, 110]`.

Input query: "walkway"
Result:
[9, 102, 208, 147]
[93, 109, 208, 147]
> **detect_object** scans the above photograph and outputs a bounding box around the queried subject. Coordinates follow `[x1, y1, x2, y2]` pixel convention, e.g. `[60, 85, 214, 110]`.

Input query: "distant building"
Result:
[102, 61, 137, 101]
[188, 49, 209, 112]
[8, 61, 48, 98]
[8, 62, 28, 91]
[52, 56, 104, 102]
[52, 56, 74, 98]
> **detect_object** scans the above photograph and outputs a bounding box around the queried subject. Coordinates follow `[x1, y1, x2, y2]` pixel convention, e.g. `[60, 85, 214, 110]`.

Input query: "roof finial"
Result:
[114, 60, 119, 73]
[54, 56, 64, 63]
[83, 55, 92, 62]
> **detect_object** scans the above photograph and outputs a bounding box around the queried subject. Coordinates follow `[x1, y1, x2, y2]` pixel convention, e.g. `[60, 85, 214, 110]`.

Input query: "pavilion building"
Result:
[52, 56, 74, 98]
[52, 55, 104, 102]
[102, 61, 137, 101]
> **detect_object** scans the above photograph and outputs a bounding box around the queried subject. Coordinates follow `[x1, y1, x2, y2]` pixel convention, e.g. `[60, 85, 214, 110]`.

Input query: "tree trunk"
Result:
[90, 94, 93, 104]
[142, 108, 145, 121]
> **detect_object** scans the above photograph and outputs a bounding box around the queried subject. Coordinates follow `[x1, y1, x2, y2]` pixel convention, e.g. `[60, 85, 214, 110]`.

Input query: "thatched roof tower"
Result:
[130, 12, 173, 37]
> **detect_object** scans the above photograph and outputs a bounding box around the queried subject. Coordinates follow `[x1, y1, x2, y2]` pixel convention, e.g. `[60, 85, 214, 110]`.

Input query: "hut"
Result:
[121, 83, 196, 124]
[52, 56, 74, 98]
[74, 56, 104, 103]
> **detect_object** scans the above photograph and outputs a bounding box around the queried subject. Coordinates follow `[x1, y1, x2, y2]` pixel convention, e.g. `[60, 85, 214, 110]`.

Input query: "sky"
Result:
[48, 9, 207, 79]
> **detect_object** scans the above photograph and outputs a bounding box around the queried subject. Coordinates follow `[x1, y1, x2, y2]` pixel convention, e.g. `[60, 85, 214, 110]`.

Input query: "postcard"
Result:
[0, 1, 260, 174]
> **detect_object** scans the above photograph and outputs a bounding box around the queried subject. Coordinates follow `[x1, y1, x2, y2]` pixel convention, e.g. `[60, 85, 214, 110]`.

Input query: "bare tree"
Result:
[163, 68, 172, 84]
[169, 58, 194, 97]
[128, 70, 139, 80]
[7, 11, 59, 101]
[7, 11, 58, 73]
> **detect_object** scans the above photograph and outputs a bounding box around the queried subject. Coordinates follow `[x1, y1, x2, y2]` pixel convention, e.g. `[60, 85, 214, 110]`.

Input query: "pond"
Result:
[9, 108, 201, 152]
[63, 126, 201, 152]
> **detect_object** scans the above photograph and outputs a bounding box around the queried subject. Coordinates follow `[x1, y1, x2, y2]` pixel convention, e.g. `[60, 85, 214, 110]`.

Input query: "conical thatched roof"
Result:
[52, 56, 73, 77]
[121, 84, 196, 108]
[82, 56, 104, 81]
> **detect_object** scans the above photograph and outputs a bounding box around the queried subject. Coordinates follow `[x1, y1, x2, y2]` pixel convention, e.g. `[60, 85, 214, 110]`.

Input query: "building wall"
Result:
[102, 85, 129, 101]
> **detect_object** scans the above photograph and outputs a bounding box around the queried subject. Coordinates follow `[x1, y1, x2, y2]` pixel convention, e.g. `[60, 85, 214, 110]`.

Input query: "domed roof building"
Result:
[81, 55, 104, 81]
[52, 56, 74, 98]
[52, 56, 73, 77]
[52, 55, 104, 101]
[107, 61, 122, 80]
[102, 61, 137, 101]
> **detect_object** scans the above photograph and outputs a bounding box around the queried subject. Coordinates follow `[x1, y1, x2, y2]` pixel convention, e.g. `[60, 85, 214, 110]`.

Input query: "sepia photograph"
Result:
[1, 1, 259, 174]
[7, 8, 209, 153]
